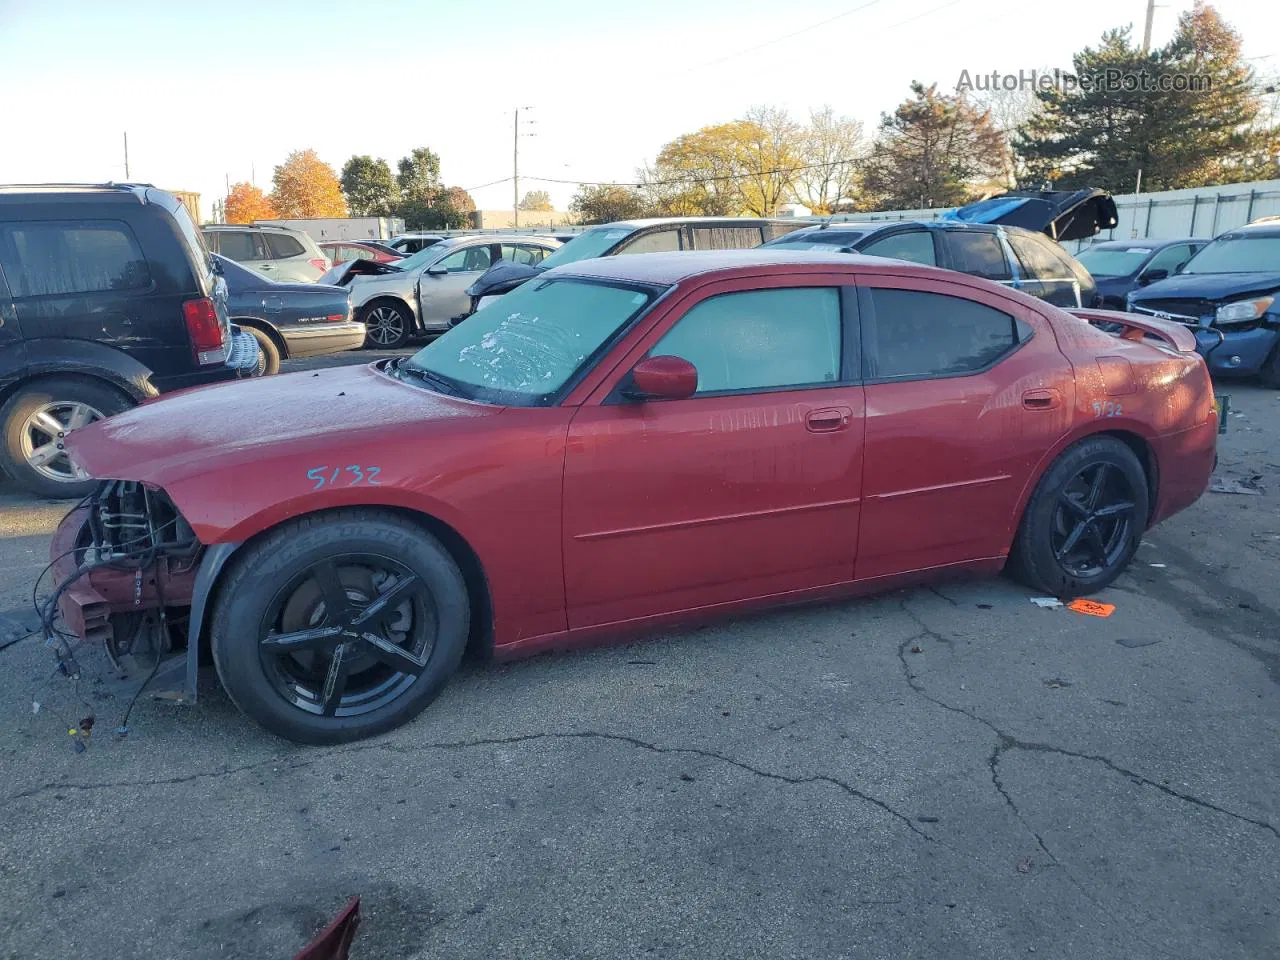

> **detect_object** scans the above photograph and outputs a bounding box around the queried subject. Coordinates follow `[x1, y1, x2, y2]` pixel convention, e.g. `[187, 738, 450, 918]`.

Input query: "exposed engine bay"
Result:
[46, 481, 204, 705]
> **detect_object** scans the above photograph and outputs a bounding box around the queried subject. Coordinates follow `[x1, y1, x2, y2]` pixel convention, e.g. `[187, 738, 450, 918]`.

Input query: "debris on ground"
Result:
[1016, 856, 1034, 873]
[1116, 637, 1161, 648]
[1029, 597, 1063, 609]
[1149, 563, 1167, 568]
[1043, 678, 1072, 689]
[1067, 599, 1115, 618]
[1209, 476, 1264, 496]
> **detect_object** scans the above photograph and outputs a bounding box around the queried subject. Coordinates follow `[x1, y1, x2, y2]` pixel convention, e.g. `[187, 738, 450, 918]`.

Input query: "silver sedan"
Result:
[348, 235, 560, 348]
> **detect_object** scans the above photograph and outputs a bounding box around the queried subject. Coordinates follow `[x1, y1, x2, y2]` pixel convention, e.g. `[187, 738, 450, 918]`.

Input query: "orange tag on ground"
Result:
[1067, 599, 1115, 618]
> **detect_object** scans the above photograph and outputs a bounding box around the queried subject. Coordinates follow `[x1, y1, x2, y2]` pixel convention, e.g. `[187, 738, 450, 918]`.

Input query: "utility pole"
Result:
[1142, 0, 1155, 52]
[513, 108, 520, 228]
[513, 106, 535, 229]
[123, 132, 130, 179]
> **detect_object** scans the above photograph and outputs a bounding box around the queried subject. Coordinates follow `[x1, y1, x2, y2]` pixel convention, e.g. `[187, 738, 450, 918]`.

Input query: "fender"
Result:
[183, 541, 242, 702]
[17, 338, 159, 402]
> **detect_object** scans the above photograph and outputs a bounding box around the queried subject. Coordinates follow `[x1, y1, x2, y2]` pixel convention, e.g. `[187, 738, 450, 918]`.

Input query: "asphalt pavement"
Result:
[0, 351, 1276, 960]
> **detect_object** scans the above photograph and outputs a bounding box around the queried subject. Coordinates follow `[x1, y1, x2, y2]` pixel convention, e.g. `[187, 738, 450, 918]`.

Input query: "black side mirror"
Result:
[1138, 268, 1168, 286]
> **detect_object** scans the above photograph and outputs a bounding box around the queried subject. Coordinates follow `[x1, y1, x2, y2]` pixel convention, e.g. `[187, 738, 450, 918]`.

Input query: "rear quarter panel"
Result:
[1029, 305, 1216, 526]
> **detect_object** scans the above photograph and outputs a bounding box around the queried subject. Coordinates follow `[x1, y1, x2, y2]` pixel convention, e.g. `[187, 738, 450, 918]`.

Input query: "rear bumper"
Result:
[149, 328, 260, 393]
[1150, 417, 1218, 525]
[280, 321, 367, 358]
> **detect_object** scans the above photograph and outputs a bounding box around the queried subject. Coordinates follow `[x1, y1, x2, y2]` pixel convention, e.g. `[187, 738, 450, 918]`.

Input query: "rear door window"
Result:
[615, 229, 681, 255]
[264, 232, 307, 259]
[860, 230, 937, 266]
[865, 288, 1019, 380]
[217, 231, 266, 262]
[947, 232, 1011, 281]
[0, 220, 151, 297]
[690, 226, 766, 250]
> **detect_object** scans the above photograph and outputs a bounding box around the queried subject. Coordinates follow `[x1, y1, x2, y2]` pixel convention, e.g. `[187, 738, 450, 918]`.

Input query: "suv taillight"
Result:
[183, 298, 227, 365]
[309, 258, 329, 273]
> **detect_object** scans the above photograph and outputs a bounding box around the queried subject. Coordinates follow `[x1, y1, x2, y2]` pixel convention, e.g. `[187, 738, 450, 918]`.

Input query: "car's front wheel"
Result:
[0, 377, 133, 498]
[359, 301, 411, 349]
[210, 510, 470, 744]
[1008, 435, 1149, 597]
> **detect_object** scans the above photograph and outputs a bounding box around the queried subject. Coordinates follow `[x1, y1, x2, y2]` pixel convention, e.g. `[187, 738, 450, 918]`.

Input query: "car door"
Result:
[855, 275, 1073, 580]
[1007, 233, 1083, 307]
[416, 243, 494, 327]
[942, 230, 1014, 289]
[0, 259, 24, 394]
[562, 276, 865, 629]
[858, 228, 939, 266]
[1138, 243, 1199, 285]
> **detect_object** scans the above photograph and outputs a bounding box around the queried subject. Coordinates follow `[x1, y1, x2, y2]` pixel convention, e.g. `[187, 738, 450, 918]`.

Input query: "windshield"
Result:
[536, 225, 636, 269]
[390, 243, 452, 273]
[404, 277, 660, 405]
[1182, 234, 1280, 274]
[768, 230, 864, 251]
[1077, 246, 1152, 277]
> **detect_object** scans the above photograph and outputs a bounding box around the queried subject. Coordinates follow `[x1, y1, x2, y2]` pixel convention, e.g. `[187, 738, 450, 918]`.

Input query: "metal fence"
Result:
[819, 178, 1280, 252]
[429, 178, 1280, 246]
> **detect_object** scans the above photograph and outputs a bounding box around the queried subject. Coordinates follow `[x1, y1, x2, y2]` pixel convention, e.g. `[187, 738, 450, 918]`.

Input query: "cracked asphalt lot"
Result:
[0, 357, 1277, 959]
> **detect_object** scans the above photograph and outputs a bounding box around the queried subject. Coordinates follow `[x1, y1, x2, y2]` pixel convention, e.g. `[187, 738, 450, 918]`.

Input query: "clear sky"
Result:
[0, 0, 1276, 220]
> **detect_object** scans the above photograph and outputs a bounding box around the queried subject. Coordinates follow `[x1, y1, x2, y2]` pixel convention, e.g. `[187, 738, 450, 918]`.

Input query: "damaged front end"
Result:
[50, 481, 205, 703]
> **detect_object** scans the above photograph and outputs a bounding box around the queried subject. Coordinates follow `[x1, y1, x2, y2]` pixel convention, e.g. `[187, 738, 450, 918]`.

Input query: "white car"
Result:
[322, 235, 560, 348]
[202, 224, 331, 282]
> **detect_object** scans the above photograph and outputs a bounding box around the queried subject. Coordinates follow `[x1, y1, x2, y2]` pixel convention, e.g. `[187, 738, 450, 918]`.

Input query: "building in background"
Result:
[470, 209, 578, 230]
[170, 190, 201, 224]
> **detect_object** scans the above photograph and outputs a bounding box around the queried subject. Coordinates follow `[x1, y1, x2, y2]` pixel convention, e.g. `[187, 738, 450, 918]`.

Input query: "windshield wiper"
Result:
[397, 361, 467, 398]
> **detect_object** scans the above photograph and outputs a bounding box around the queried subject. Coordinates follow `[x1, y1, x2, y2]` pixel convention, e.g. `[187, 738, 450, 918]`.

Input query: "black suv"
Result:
[763, 188, 1117, 308]
[0, 184, 257, 497]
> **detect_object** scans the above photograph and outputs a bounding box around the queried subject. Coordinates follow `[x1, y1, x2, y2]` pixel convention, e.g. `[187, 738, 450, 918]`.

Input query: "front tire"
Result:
[360, 301, 412, 349]
[1008, 436, 1149, 597]
[0, 377, 132, 499]
[210, 510, 469, 744]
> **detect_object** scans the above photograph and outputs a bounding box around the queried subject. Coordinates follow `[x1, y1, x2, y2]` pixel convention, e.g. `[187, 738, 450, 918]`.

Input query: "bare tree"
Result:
[794, 106, 864, 213]
[971, 81, 1040, 188]
[739, 106, 804, 216]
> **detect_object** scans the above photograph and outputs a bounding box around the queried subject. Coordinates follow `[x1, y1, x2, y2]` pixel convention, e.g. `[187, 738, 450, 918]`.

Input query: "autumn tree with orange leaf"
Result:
[224, 183, 277, 224]
[270, 149, 347, 218]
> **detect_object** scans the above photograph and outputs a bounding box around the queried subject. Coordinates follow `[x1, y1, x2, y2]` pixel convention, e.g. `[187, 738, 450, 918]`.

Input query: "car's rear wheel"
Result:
[1008, 435, 1149, 597]
[243, 326, 282, 376]
[360, 301, 411, 349]
[0, 377, 132, 499]
[210, 510, 469, 744]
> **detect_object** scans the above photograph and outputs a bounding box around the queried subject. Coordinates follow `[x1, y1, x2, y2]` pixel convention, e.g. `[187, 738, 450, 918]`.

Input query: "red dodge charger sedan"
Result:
[50, 250, 1217, 743]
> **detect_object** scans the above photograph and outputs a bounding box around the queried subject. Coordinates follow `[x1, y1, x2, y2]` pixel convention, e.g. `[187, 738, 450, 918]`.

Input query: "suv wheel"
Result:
[0, 377, 132, 498]
[360, 301, 411, 349]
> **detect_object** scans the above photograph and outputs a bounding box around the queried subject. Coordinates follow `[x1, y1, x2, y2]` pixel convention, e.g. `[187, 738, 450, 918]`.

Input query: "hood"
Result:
[317, 259, 401, 287]
[466, 260, 542, 298]
[66, 363, 502, 487]
[943, 188, 1119, 242]
[1129, 271, 1280, 303]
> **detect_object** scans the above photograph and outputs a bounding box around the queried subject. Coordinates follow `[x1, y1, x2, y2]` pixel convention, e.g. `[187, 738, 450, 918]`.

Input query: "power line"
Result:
[520, 155, 871, 189]
[884, 0, 966, 29]
[677, 0, 885, 76]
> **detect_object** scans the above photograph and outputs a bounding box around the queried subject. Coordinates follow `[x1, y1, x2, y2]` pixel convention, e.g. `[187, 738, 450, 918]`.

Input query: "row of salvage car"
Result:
[37, 184, 1227, 744]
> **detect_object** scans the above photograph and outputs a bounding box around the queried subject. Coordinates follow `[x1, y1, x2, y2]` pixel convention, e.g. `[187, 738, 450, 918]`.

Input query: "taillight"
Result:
[183, 297, 227, 365]
[309, 258, 329, 273]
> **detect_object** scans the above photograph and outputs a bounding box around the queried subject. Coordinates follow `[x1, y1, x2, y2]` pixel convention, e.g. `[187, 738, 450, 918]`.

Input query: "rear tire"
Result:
[1007, 435, 1149, 597]
[211, 510, 469, 744]
[244, 326, 282, 376]
[360, 301, 411, 349]
[0, 377, 132, 499]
